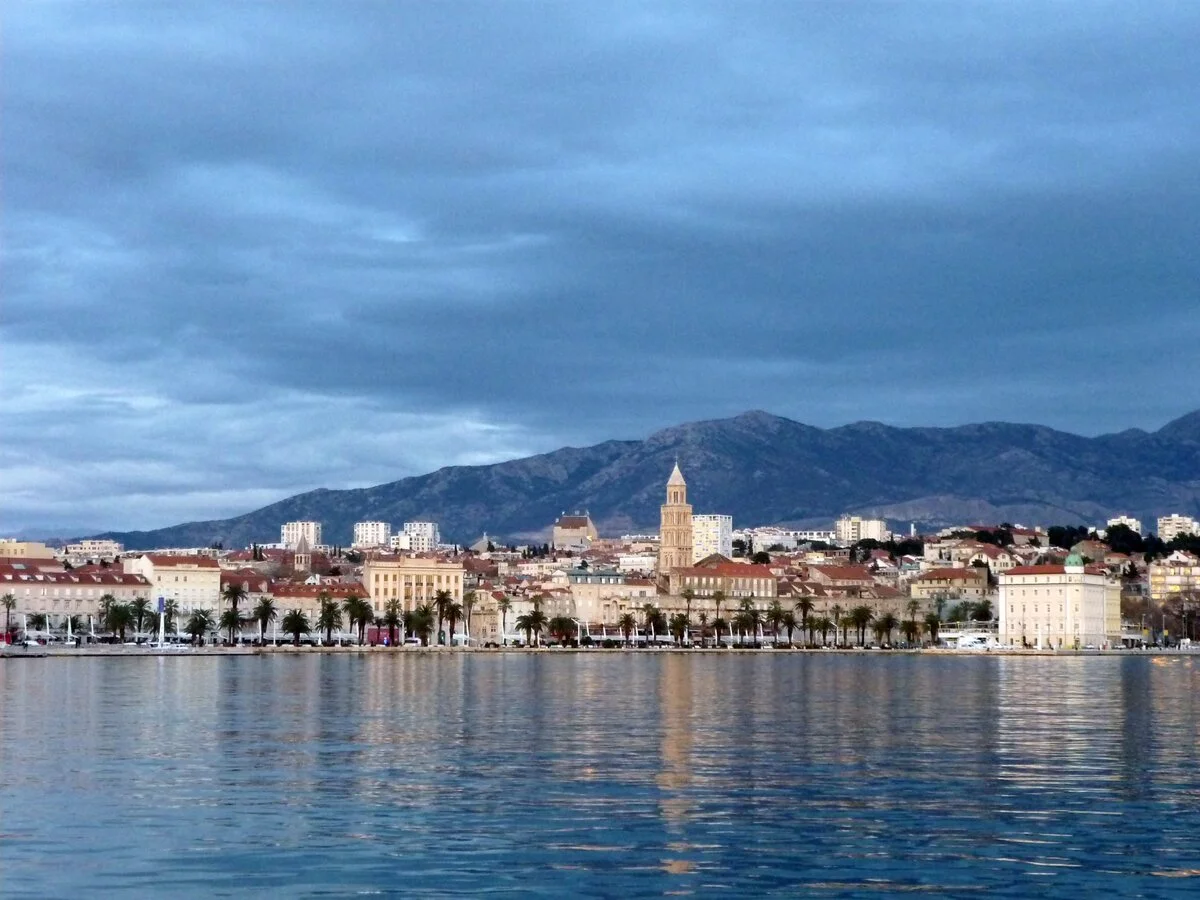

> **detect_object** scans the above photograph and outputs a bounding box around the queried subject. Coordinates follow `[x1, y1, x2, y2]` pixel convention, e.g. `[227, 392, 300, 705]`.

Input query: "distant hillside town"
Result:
[4, 467, 1200, 651]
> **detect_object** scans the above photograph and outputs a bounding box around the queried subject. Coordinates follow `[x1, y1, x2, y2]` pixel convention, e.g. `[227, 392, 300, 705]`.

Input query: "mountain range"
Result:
[94, 409, 1200, 550]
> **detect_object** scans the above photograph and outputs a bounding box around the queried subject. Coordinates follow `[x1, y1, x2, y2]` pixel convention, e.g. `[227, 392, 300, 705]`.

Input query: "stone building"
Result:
[658, 462, 693, 574]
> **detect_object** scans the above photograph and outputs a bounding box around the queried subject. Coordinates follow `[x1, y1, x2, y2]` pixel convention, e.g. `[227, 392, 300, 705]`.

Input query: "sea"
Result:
[2, 652, 1200, 897]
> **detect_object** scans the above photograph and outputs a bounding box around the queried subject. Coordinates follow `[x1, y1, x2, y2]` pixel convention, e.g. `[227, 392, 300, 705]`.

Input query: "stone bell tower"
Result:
[658, 461, 693, 574]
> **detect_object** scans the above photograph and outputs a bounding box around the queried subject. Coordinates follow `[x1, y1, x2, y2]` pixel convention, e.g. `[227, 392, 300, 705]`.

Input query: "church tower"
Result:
[658, 461, 693, 574]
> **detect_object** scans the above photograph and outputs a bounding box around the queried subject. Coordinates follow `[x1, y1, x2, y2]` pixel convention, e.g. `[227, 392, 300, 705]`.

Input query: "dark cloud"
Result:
[4, 2, 1199, 532]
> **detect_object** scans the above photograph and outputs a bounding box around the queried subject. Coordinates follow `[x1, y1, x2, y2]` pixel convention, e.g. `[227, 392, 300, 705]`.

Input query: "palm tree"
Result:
[641, 602, 659, 637]
[712, 590, 727, 635]
[680, 588, 694, 639]
[382, 598, 402, 645]
[877, 612, 899, 646]
[548, 615, 575, 645]
[766, 600, 785, 644]
[463, 590, 477, 640]
[281, 609, 310, 646]
[342, 594, 371, 645]
[618, 612, 637, 646]
[254, 596, 278, 643]
[737, 598, 762, 646]
[163, 598, 179, 637]
[830, 604, 845, 647]
[98, 594, 117, 634]
[697, 611, 709, 648]
[780, 610, 797, 646]
[316, 595, 344, 645]
[900, 618, 921, 645]
[906, 598, 921, 623]
[130, 597, 153, 635]
[497, 595, 513, 646]
[669, 612, 689, 645]
[411, 602, 435, 646]
[445, 600, 464, 646]
[712, 616, 729, 647]
[433, 589, 453, 645]
[850, 605, 874, 646]
[838, 612, 851, 648]
[2, 593, 15, 639]
[28, 612, 48, 632]
[108, 603, 135, 642]
[923, 612, 942, 645]
[185, 608, 215, 645]
[222, 581, 248, 621]
[219, 607, 244, 644]
[814, 615, 833, 646]
[794, 597, 815, 644]
[516, 609, 548, 647]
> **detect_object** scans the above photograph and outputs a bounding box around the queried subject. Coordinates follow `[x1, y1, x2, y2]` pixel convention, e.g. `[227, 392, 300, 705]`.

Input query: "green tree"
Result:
[924, 612, 941, 644]
[794, 597, 815, 645]
[108, 603, 134, 641]
[618, 611, 637, 645]
[680, 588, 695, 629]
[780, 610, 797, 645]
[463, 590, 477, 639]
[185, 608, 215, 645]
[382, 598, 402, 645]
[876, 611, 899, 646]
[222, 581, 248, 621]
[548, 615, 576, 645]
[316, 595, 344, 645]
[130, 597, 153, 634]
[2, 593, 15, 638]
[697, 611, 709, 648]
[410, 602, 435, 645]
[766, 600, 786, 644]
[28, 612, 48, 632]
[433, 590, 454, 645]
[254, 596, 278, 643]
[849, 605, 874, 646]
[516, 609, 548, 646]
[830, 604, 845, 647]
[98, 594, 117, 633]
[281, 609, 310, 646]
[712, 616, 729, 646]
[219, 607, 245, 644]
[973, 598, 994, 622]
[751, 550, 772, 565]
[900, 618, 921, 645]
[712, 590, 727, 636]
[737, 598, 762, 645]
[814, 615, 833, 646]
[343, 594, 372, 644]
[497, 595, 513, 646]
[163, 598, 179, 637]
[667, 612, 688, 644]
[445, 600, 464, 646]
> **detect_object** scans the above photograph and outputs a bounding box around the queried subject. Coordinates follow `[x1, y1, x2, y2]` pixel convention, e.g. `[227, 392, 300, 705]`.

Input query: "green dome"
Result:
[1064, 551, 1085, 567]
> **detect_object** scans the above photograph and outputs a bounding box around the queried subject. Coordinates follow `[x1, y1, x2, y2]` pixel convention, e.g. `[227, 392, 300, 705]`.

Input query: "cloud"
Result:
[3, 1, 1199, 532]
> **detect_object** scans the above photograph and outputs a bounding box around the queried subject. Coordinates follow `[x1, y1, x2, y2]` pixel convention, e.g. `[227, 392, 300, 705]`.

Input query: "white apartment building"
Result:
[998, 554, 1121, 649]
[1157, 514, 1200, 543]
[281, 521, 322, 549]
[64, 539, 124, 557]
[403, 521, 440, 553]
[352, 521, 392, 549]
[734, 528, 837, 550]
[1106, 516, 1142, 535]
[123, 554, 223, 614]
[692, 514, 733, 562]
[834, 515, 889, 545]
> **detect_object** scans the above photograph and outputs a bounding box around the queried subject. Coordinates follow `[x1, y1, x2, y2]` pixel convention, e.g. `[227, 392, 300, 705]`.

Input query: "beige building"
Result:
[552, 513, 599, 551]
[909, 567, 989, 604]
[692, 514, 733, 562]
[1148, 551, 1200, 604]
[123, 554, 223, 614]
[834, 516, 888, 545]
[363, 554, 464, 615]
[0, 540, 57, 560]
[667, 558, 777, 602]
[658, 463, 693, 574]
[1158, 514, 1200, 543]
[1, 565, 153, 623]
[998, 554, 1121, 649]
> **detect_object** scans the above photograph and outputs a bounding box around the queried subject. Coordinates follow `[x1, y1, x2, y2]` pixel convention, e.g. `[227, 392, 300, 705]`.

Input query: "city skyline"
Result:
[4, 3, 1199, 533]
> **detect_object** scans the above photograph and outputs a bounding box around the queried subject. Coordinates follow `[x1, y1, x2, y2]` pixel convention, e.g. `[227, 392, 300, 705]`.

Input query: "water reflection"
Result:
[3, 654, 1200, 896]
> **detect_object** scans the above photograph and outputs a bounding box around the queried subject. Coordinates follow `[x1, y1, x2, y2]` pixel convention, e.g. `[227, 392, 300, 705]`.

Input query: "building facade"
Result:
[281, 521, 323, 549]
[658, 463, 693, 574]
[0, 540, 56, 560]
[692, 514, 733, 562]
[552, 513, 599, 551]
[1148, 551, 1200, 604]
[63, 539, 124, 558]
[402, 521, 441, 553]
[123, 554, 223, 614]
[834, 516, 889, 545]
[362, 554, 464, 615]
[1, 565, 153, 622]
[353, 521, 392, 549]
[998, 555, 1121, 649]
[1158, 514, 1200, 543]
[1106, 515, 1143, 535]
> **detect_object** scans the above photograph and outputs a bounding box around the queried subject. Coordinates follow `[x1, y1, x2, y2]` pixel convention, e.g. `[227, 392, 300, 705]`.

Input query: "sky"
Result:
[3, 2, 1199, 535]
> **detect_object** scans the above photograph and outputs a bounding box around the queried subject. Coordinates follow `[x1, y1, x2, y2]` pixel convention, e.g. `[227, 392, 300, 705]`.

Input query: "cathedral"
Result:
[657, 461, 694, 574]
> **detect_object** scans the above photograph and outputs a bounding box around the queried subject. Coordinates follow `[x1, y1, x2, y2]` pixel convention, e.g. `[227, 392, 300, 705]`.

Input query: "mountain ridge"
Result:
[92, 409, 1200, 549]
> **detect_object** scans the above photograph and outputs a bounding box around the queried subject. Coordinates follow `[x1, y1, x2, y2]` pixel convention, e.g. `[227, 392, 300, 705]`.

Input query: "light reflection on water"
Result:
[3, 654, 1200, 896]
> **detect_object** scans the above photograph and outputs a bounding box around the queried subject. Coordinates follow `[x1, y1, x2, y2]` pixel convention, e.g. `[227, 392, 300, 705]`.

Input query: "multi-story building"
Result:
[1148, 551, 1200, 604]
[834, 516, 889, 545]
[362, 554, 464, 616]
[63, 539, 124, 558]
[551, 513, 598, 551]
[908, 567, 989, 605]
[352, 521, 392, 549]
[1, 564, 153, 623]
[0, 540, 56, 560]
[402, 521, 440, 553]
[667, 558, 777, 601]
[998, 554, 1121, 649]
[658, 463, 693, 574]
[281, 521, 322, 549]
[123, 554, 223, 614]
[1157, 514, 1200, 543]
[1106, 516, 1143, 535]
[692, 514, 733, 562]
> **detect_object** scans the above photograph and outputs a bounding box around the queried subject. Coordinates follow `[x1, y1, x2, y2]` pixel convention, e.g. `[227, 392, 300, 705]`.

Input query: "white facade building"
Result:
[692, 514, 733, 562]
[1157, 514, 1200, 543]
[1105, 515, 1142, 535]
[834, 515, 889, 545]
[281, 521, 322, 549]
[998, 555, 1121, 649]
[352, 521, 392, 549]
[64, 538, 124, 557]
[123, 554, 222, 615]
[403, 521, 440, 553]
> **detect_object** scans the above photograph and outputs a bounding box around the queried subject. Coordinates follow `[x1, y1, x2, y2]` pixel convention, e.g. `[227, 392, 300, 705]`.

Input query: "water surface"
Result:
[3, 653, 1200, 896]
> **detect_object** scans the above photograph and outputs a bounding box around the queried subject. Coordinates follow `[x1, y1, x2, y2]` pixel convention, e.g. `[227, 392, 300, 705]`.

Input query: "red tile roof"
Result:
[144, 554, 220, 568]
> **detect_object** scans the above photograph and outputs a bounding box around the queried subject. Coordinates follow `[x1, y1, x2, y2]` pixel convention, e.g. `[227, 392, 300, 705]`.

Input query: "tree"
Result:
[780, 610, 797, 645]
[924, 612, 941, 645]
[697, 611, 709, 648]
[28, 612, 48, 632]
[222, 581, 248, 621]
[751, 550, 772, 565]
[766, 600, 785, 644]
[814, 616, 833, 646]
[973, 598, 994, 622]
[219, 608, 245, 644]
[548, 615, 576, 645]
[163, 599, 179, 637]
[411, 603, 435, 645]
[680, 588, 694, 641]
[876, 612, 899, 646]
[382, 598, 401, 645]
[2, 593, 15, 638]
[669, 612, 690, 645]
[130, 597, 153, 634]
[850, 605, 875, 646]
[712, 590, 727, 636]
[516, 609, 548, 646]
[433, 590, 454, 645]
[463, 591, 477, 639]
[281, 609, 310, 646]
[794, 597, 815, 645]
[496, 595, 511, 643]
[737, 598, 762, 645]
[316, 595, 344, 645]
[830, 604, 845, 647]
[98, 594, 117, 633]
[900, 618, 920, 645]
[343, 594, 372, 645]
[108, 603, 134, 642]
[618, 612, 637, 646]
[254, 596, 278, 643]
[445, 600, 464, 646]
[712, 616, 729, 646]
[186, 608, 215, 645]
